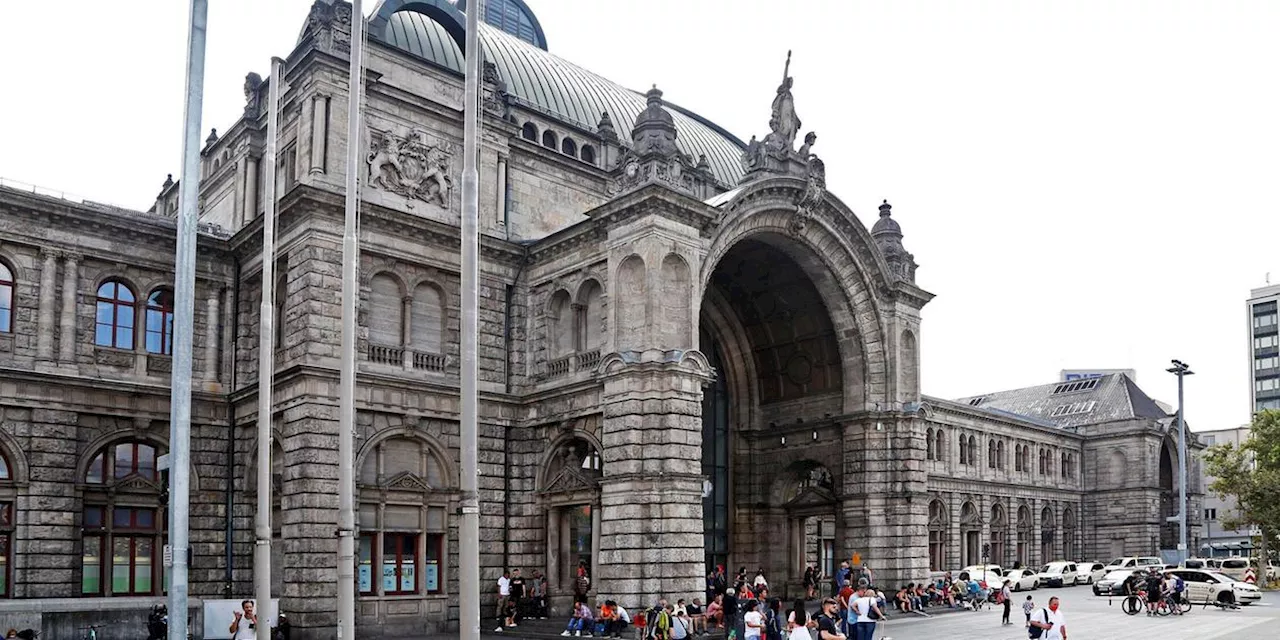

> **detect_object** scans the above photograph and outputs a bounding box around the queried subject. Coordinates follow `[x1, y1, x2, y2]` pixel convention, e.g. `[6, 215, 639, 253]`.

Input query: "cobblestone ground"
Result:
[871, 584, 1277, 640]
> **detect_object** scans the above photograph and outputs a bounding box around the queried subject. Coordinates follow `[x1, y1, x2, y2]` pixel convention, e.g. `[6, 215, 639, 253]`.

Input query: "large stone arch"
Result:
[700, 178, 896, 411]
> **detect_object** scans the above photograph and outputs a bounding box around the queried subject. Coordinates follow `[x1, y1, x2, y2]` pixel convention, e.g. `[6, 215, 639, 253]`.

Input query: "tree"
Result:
[1202, 409, 1280, 561]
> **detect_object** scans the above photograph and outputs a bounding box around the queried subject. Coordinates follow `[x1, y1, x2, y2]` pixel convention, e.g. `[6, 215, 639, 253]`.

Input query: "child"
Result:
[1022, 595, 1034, 627]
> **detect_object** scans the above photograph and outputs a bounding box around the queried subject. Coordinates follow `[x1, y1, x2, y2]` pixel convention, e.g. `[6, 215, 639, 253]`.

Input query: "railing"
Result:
[412, 351, 448, 373]
[546, 355, 573, 379]
[368, 344, 404, 366]
[576, 349, 601, 372]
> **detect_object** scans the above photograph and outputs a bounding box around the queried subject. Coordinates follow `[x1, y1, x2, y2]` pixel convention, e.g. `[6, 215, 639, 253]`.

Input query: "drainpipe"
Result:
[501, 245, 529, 572]
[224, 254, 242, 595]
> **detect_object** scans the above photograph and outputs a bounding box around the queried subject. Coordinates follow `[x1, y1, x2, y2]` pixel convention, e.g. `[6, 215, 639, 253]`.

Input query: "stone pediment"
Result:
[542, 467, 598, 495]
[786, 485, 836, 509]
[113, 475, 161, 494]
[381, 471, 432, 493]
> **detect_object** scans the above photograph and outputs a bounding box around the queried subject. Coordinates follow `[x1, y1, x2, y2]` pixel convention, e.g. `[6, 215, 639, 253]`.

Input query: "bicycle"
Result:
[1121, 590, 1144, 616]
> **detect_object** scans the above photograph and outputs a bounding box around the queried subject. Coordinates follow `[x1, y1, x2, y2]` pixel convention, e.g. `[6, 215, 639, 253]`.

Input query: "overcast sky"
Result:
[3, 1, 1277, 430]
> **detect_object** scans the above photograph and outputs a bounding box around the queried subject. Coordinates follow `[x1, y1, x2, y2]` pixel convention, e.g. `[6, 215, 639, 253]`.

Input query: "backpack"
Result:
[1027, 608, 1049, 639]
[1174, 576, 1185, 593]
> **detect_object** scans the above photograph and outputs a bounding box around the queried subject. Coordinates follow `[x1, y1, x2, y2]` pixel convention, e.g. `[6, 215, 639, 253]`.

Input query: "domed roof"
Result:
[871, 200, 901, 237]
[369, 0, 746, 186]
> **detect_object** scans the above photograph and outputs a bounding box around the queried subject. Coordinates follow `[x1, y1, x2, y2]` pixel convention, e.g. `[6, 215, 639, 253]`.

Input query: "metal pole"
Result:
[1177, 368, 1188, 563]
[337, 1, 364, 638]
[254, 55, 284, 631]
[168, 1, 207, 638]
[459, 0, 482, 637]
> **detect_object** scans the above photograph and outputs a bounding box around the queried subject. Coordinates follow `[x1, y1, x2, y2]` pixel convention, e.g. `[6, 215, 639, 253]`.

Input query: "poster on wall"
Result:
[358, 561, 372, 593]
[426, 561, 439, 592]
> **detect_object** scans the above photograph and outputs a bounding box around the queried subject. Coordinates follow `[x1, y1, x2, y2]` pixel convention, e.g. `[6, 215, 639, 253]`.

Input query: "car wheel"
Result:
[1218, 591, 1235, 606]
[1092, 587, 1100, 596]
[1087, 576, 1094, 585]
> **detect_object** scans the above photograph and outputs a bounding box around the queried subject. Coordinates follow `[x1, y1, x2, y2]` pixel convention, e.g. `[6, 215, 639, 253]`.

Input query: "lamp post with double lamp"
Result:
[1167, 359, 1194, 563]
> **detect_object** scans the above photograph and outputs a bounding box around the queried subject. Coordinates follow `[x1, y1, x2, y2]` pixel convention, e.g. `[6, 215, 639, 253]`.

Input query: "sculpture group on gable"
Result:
[367, 129, 455, 207]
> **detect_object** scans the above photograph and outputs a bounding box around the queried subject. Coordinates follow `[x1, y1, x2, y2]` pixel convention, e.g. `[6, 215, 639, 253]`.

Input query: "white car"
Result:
[1076, 562, 1106, 585]
[1003, 568, 1039, 591]
[1103, 556, 1163, 575]
[959, 565, 1005, 588]
[1092, 569, 1134, 596]
[1165, 568, 1262, 605]
[1037, 561, 1079, 587]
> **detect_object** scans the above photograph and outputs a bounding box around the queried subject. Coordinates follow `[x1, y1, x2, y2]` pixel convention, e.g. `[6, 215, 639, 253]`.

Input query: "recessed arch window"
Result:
[561, 137, 577, 156]
[0, 261, 13, 333]
[541, 129, 557, 149]
[0, 450, 13, 597]
[580, 144, 596, 165]
[144, 288, 175, 355]
[82, 439, 165, 596]
[521, 122, 538, 141]
[95, 280, 136, 349]
[928, 499, 947, 571]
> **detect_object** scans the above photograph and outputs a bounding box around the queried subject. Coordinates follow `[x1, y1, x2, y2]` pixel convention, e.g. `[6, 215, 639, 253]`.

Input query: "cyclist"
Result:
[1143, 569, 1163, 616]
[1161, 572, 1184, 615]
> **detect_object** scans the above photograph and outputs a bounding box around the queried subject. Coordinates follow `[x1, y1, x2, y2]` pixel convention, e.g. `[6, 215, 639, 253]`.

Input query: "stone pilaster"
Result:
[16, 409, 80, 597]
[35, 250, 57, 361]
[242, 155, 259, 224]
[309, 94, 329, 175]
[595, 349, 711, 610]
[57, 253, 79, 364]
[203, 287, 220, 383]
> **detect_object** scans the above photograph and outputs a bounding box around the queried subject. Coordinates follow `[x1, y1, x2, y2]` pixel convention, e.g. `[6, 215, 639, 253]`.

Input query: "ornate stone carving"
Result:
[381, 471, 432, 492]
[871, 200, 918, 283]
[597, 111, 617, 142]
[302, 0, 352, 53]
[244, 72, 263, 117]
[608, 87, 713, 198]
[764, 51, 802, 154]
[740, 52, 813, 182]
[788, 154, 826, 236]
[367, 130, 454, 207]
[481, 61, 509, 116]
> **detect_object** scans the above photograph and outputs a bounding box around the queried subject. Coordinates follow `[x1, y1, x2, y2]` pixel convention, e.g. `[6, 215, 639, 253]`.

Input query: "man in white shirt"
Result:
[742, 600, 764, 640]
[229, 600, 257, 640]
[1029, 596, 1066, 640]
[496, 570, 511, 621]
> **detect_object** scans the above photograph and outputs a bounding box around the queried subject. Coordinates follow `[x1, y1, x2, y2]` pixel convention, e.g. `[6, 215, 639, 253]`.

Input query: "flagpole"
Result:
[254, 55, 284, 632]
[337, 0, 364, 638]
[168, 1, 207, 638]
[459, 0, 482, 638]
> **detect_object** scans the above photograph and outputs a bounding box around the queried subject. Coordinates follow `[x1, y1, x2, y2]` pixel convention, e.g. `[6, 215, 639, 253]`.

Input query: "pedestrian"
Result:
[508, 568, 526, 626]
[815, 598, 846, 640]
[722, 587, 740, 639]
[575, 560, 592, 601]
[531, 570, 550, 619]
[1000, 580, 1012, 625]
[1028, 596, 1065, 640]
[858, 563, 873, 589]
[785, 599, 809, 640]
[849, 585, 885, 640]
[497, 570, 512, 621]
[1022, 595, 1034, 627]
[743, 600, 763, 640]
[229, 599, 258, 640]
[804, 566, 816, 600]
[560, 597, 594, 637]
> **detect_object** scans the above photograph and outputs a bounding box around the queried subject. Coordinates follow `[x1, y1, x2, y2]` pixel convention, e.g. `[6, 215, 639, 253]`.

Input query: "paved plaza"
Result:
[871, 584, 1277, 640]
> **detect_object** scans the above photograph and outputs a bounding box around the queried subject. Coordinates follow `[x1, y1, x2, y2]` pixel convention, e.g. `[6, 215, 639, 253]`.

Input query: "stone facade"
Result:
[0, 1, 1202, 638]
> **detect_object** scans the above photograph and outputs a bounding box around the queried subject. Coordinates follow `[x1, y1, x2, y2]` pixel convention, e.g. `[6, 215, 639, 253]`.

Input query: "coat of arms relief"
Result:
[367, 129, 454, 207]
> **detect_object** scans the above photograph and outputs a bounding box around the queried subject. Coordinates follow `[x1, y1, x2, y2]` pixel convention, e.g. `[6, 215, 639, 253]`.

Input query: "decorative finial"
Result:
[162, 174, 174, 189]
[205, 128, 219, 146]
[597, 111, 617, 140]
[645, 85, 664, 105]
[696, 153, 710, 171]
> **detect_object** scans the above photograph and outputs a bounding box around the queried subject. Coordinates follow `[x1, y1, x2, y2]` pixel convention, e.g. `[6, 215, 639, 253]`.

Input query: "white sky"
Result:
[3, 1, 1278, 430]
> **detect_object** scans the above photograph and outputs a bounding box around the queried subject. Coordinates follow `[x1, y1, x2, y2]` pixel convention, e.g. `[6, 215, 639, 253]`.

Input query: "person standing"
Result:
[1028, 596, 1065, 640]
[508, 569, 527, 624]
[803, 566, 816, 600]
[850, 585, 885, 640]
[497, 570, 512, 620]
[1000, 580, 1013, 625]
[742, 600, 763, 640]
[858, 563, 873, 589]
[815, 598, 846, 640]
[229, 600, 258, 640]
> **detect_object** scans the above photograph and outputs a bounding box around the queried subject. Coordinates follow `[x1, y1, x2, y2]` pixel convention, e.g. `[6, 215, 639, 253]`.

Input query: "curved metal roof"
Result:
[370, 2, 746, 186]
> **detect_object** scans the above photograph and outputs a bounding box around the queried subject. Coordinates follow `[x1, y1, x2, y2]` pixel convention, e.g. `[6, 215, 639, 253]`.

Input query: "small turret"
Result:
[871, 200, 918, 283]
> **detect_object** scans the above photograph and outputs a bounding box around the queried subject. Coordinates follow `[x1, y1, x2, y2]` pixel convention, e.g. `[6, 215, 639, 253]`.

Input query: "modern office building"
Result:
[1248, 284, 1280, 413]
[1196, 425, 1254, 557]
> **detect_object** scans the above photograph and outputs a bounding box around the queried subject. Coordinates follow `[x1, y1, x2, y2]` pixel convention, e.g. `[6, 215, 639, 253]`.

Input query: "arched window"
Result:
[542, 129, 558, 149]
[0, 261, 13, 333]
[576, 280, 604, 354]
[990, 504, 1007, 566]
[968, 435, 978, 467]
[368, 273, 403, 348]
[580, 144, 596, 165]
[522, 122, 538, 141]
[928, 500, 947, 571]
[1038, 449, 1047, 475]
[960, 501, 980, 566]
[1016, 505, 1032, 566]
[926, 428, 935, 461]
[357, 434, 451, 596]
[82, 439, 165, 596]
[997, 440, 1006, 470]
[95, 280, 136, 349]
[988, 440, 996, 469]
[1062, 508, 1077, 560]
[411, 282, 444, 355]
[934, 429, 944, 462]
[144, 288, 175, 355]
[1060, 452, 1067, 478]
[1014, 444, 1022, 471]
[548, 289, 573, 359]
[274, 259, 288, 347]
[561, 137, 577, 156]
[959, 433, 967, 465]
[0, 450, 13, 597]
[1040, 506, 1056, 564]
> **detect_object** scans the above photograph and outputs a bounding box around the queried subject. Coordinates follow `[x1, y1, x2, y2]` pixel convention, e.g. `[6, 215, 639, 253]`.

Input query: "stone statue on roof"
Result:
[764, 51, 802, 154]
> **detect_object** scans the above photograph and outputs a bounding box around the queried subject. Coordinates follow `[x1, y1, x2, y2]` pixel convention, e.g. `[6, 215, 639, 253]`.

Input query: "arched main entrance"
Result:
[699, 235, 848, 596]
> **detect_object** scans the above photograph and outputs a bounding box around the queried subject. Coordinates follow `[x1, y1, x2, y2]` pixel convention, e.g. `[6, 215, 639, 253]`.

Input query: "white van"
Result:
[1216, 557, 1251, 581]
[1102, 556, 1163, 575]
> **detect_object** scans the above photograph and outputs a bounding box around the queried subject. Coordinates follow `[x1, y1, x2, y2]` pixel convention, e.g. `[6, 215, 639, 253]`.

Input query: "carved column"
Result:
[496, 154, 508, 226]
[58, 253, 79, 362]
[243, 156, 259, 221]
[401, 296, 413, 369]
[35, 250, 58, 361]
[309, 94, 329, 174]
[546, 509, 561, 592]
[595, 352, 712, 608]
[203, 287, 220, 382]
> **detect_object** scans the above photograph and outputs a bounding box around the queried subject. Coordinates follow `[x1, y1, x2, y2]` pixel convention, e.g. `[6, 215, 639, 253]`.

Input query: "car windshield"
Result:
[1106, 571, 1131, 582]
[1041, 564, 1064, 573]
[1203, 572, 1234, 583]
[1107, 558, 1127, 566]
[1222, 560, 1248, 568]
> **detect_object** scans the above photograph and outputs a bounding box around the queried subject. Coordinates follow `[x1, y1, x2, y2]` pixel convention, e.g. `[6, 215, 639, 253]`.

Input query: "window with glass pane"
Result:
[425, 534, 442, 594]
[145, 289, 175, 354]
[0, 262, 12, 333]
[82, 536, 103, 595]
[358, 534, 374, 594]
[700, 331, 730, 573]
[382, 533, 418, 595]
[95, 281, 136, 348]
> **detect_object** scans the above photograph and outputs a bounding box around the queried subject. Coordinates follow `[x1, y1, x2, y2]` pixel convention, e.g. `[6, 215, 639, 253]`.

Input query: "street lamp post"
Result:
[1167, 359, 1194, 563]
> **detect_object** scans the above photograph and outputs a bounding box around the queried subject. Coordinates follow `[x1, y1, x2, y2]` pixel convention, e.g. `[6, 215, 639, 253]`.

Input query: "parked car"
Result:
[1037, 561, 1079, 587]
[1004, 568, 1039, 591]
[1215, 557, 1251, 582]
[1092, 569, 1134, 596]
[1102, 556, 1163, 575]
[1076, 562, 1106, 584]
[959, 565, 1005, 588]
[1164, 568, 1262, 605]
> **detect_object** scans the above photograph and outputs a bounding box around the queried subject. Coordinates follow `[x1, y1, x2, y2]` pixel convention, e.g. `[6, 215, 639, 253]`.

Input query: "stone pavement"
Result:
[864, 584, 1277, 640]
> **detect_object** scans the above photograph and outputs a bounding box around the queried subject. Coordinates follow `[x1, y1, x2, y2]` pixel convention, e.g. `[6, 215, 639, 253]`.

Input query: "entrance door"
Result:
[568, 505, 593, 580]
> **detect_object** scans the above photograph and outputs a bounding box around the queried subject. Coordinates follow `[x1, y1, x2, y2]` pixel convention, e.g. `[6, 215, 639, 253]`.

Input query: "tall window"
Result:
[0, 454, 12, 598]
[144, 289, 174, 354]
[95, 281, 136, 348]
[82, 440, 165, 596]
[959, 434, 968, 465]
[357, 435, 450, 597]
[928, 500, 947, 571]
[934, 429, 944, 462]
[967, 435, 978, 467]
[1014, 444, 1022, 472]
[1016, 506, 1032, 566]
[988, 440, 996, 469]
[990, 504, 1007, 567]
[926, 428, 935, 460]
[0, 261, 13, 333]
[997, 441, 1006, 469]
